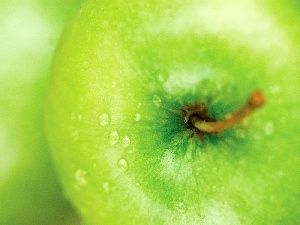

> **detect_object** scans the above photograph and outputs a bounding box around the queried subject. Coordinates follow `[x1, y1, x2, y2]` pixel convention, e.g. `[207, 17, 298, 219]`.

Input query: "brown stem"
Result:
[190, 90, 265, 133]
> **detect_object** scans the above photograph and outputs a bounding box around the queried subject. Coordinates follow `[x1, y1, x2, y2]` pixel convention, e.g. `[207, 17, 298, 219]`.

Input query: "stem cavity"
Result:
[183, 90, 265, 136]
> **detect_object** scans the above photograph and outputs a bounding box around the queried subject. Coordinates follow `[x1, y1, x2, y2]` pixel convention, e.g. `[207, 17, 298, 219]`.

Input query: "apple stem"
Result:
[190, 90, 265, 133]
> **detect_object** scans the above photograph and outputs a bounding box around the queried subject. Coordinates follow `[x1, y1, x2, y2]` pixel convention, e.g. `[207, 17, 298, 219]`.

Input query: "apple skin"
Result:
[46, 0, 300, 224]
[0, 1, 83, 225]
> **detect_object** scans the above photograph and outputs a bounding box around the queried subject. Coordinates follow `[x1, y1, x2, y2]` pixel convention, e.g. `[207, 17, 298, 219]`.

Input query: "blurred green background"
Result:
[0, 1, 84, 224]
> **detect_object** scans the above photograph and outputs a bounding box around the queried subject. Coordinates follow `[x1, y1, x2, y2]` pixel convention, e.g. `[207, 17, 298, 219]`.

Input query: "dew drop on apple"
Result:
[103, 182, 110, 193]
[277, 170, 284, 177]
[153, 95, 162, 107]
[79, 206, 88, 216]
[121, 136, 131, 148]
[270, 84, 281, 94]
[109, 131, 119, 145]
[71, 112, 76, 120]
[195, 167, 203, 176]
[199, 212, 206, 219]
[212, 185, 217, 192]
[172, 202, 187, 213]
[157, 72, 168, 83]
[134, 113, 141, 122]
[72, 130, 79, 141]
[71, 112, 82, 121]
[117, 158, 128, 171]
[235, 128, 246, 139]
[100, 113, 110, 126]
[212, 167, 217, 173]
[111, 81, 117, 88]
[74, 169, 88, 187]
[157, 74, 165, 82]
[221, 186, 225, 192]
[264, 122, 274, 135]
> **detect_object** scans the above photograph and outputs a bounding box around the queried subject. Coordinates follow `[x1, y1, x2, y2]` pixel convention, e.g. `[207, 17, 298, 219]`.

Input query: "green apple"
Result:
[0, 0, 83, 224]
[45, 0, 300, 224]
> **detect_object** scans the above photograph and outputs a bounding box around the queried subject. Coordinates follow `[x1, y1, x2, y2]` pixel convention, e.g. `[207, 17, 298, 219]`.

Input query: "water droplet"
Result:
[80, 207, 88, 216]
[195, 167, 203, 176]
[199, 212, 206, 219]
[121, 136, 131, 148]
[71, 112, 82, 121]
[111, 81, 117, 88]
[134, 113, 141, 121]
[157, 71, 168, 83]
[72, 130, 79, 141]
[117, 158, 128, 171]
[137, 102, 142, 108]
[212, 185, 217, 192]
[264, 122, 274, 135]
[109, 131, 119, 145]
[100, 113, 110, 126]
[153, 95, 162, 107]
[184, 115, 189, 123]
[270, 85, 281, 94]
[164, 9, 171, 15]
[235, 128, 246, 139]
[103, 182, 110, 193]
[242, 117, 250, 126]
[277, 170, 284, 177]
[71, 112, 76, 120]
[75, 169, 88, 187]
[172, 202, 187, 213]
[135, 182, 141, 188]
[252, 133, 262, 140]
[157, 74, 164, 82]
